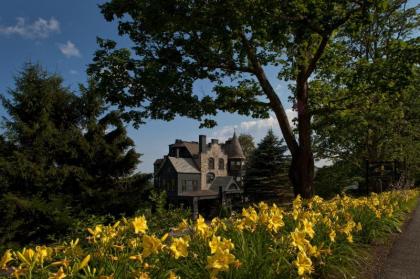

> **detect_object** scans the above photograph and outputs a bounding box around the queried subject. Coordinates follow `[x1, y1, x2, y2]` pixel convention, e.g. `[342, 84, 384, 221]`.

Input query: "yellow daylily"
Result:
[329, 230, 336, 242]
[173, 219, 189, 233]
[16, 248, 35, 265]
[142, 234, 164, 258]
[87, 225, 103, 238]
[170, 237, 189, 259]
[209, 236, 234, 254]
[290, 229, 309, 252]
[294, 251, 313, 277]
[301, 219, 315, 239]
[132, 216, 148, 234]
[48, 267, 66, 279]
[168, 271, 180, 279]
[207, 248, 236, 274]
[267, 215, 285, 233]
[0, 249, 13, 269]
[195, 215, 210, 237]
[77, 255, 91, 271]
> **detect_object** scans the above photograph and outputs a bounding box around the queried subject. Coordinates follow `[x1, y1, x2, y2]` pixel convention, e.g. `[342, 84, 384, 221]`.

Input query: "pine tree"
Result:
[244, 129, 292, 202]
[77, 81, 151, 215]
[0, 64, 150, 247]
[0, 64, 81, 246]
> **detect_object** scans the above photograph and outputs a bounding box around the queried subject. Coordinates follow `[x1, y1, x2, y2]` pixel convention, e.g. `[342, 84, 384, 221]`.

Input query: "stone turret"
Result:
[227, 131, 245, 185]
[227, 131, 245, 159]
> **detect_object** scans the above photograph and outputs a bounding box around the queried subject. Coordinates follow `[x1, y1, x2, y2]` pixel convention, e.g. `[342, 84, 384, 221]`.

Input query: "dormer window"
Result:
[207, 172, 215, 184]
[218, 158, 224, 170]
[208, 158, 215, 169]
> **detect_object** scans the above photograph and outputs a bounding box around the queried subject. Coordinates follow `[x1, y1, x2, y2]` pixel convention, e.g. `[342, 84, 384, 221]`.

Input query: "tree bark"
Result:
[290, 69, 315, 198]
[241, 32, 317, 198]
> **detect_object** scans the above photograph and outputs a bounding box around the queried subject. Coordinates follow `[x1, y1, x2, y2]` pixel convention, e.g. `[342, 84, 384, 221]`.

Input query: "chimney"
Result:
[176, 148, 180, 158]
[211, 139, 219, 144]
[199, 135, 207, 153]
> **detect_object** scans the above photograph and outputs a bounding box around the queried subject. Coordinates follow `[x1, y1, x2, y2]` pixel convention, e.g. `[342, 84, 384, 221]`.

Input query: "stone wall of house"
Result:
[199, 142, 228, 190]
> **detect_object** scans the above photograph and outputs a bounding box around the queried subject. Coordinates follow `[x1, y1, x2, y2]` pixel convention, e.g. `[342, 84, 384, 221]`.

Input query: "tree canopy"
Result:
[238, 133, 256, 160]
[88, 0, 392, 197]
[311, 1, 419, 179]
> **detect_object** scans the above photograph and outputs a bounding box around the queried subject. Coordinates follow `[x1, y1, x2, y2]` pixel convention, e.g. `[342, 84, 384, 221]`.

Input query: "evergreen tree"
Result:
[0, 64, 149, 247]
[0, 64, 81, 246]
[77, 81, 152, 215]
[244, 130, 292, 202]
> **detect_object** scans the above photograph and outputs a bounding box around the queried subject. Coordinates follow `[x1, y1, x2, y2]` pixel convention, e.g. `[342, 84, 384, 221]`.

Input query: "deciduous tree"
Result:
[238, 133, 255, 160]
[89, 0, 386, 197]
[311, 1, 419, 180]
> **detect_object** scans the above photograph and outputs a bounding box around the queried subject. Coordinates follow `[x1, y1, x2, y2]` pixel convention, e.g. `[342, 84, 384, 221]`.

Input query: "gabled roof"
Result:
[167, 157, 200, 173]
[210, 176, 242, 193]
[183, 142, 199, 156]
[170, 141, 199, 157]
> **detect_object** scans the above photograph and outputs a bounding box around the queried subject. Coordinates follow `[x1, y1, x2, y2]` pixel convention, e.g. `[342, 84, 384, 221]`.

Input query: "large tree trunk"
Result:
[289, 71, 315, 198]
[289, 147, 314, 198]
[253, 64, 315, 198]
[242, 33, 317, 198]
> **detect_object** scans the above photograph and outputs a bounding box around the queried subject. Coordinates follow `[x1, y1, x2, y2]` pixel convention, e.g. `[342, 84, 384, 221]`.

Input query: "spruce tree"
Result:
[244, 129, 292, 202]
[77, 81, 151, 215]
[0, 64, 149, 247]
[0, 64, 81, 246]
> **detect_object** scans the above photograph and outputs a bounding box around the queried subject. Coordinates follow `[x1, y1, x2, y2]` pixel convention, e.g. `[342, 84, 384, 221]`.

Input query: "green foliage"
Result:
[238, 134, 256, 160]
[244, 129, 292, 202]
[148, 189, 167, 216]
[314, 161, 364, 199]
[0, 64, 150, 248]
[311, 1, 420, 180]
[139, 190, 191, 232]
[88, 0, 394, 196]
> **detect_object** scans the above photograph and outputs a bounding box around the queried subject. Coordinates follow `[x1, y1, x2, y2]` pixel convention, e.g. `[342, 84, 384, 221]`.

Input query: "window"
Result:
[207, 172, 215, 184]
[208, 158, 215, 169]
[218, 158, 224, 170]
[182, 180, 198, 192]
[230, 160, 242, 170]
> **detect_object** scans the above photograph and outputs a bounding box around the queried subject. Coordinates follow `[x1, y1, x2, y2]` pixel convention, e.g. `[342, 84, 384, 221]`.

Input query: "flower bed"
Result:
[1, 190, 418, 279]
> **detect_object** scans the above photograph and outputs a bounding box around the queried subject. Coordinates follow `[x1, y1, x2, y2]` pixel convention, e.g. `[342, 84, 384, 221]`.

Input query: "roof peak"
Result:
[226, 130, 245, 159]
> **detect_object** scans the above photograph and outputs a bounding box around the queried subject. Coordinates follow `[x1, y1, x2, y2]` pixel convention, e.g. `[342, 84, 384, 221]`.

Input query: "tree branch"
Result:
[239, 31, 299, 155]
[304, 35, 330, 80]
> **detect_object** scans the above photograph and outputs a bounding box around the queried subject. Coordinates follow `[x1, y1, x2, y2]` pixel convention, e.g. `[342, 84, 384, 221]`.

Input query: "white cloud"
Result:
[210, 108, 298, 143]
[59, 41, 81, 58]
[69, 69, 79, 75]
[0, 17, 60, 39]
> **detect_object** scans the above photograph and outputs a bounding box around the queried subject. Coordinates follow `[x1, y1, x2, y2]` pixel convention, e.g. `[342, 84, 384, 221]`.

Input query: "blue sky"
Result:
[0, 0, 295, 173]
[7, 1, 417, 173]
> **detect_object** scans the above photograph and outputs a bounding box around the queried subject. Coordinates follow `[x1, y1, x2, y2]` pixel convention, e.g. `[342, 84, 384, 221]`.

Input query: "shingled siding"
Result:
[199, 143, 228, 190]
[157, 160, 178, 197]
[178, 173, 201, 196]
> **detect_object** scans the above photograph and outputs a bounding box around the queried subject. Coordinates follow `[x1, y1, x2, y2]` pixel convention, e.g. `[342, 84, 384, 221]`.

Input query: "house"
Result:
[153, 132, 245, 217]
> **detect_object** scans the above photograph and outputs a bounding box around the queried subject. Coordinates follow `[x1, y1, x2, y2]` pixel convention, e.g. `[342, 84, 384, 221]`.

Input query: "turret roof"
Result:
[226, 132, 245, 159]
